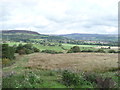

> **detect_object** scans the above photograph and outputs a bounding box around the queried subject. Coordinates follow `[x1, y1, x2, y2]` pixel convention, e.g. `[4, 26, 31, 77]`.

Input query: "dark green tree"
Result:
[2, 44, 15, 60]
[67, 46, 80, 53]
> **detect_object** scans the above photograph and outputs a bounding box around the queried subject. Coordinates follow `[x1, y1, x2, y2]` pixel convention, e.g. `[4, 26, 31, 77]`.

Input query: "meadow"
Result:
[2, 52, 119, 88]
[2, 42, 119, 88]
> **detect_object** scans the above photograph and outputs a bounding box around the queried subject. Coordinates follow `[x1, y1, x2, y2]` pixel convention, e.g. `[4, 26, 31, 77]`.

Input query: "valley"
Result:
[1, 30, 119, 88]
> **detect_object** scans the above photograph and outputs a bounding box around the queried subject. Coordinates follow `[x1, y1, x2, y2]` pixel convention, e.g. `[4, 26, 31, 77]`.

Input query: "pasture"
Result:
[26, 53, 118, 72]
[2, 52, 119, 88]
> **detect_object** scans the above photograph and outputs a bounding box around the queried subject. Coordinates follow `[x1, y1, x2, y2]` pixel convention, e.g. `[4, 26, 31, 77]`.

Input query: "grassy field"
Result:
[33, 44, 63, 52]
[26, 53, 118, 72]
[62, 43, 98, 48]
[6, 42, 99, 52]
[2, 53, 119, 88]
[7, 42, 26, 46]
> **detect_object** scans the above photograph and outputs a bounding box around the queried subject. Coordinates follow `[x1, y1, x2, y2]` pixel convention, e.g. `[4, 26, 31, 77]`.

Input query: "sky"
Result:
[0, 0, 119, 34]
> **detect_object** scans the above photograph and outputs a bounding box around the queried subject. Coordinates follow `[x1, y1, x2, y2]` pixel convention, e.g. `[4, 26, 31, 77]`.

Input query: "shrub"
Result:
[62, 70, 81, 86]
[2, 44, 15, 60]
[23, 44, 33, 49]
[42, 50, 62, 54]
[33, 47, 40, 52]
[108, 49, 116, 53]
[18, 49, 26, 55]
[95, 49, 105, 53]
[3, 71, 43, 88]
[67, 46, 80, 53]
[2, 58, 15, 67]
[16, 44, 23, 53]
[81, 49, 94, 52]
[25, 49, 33, 54]
[83, 72, 99, 83]
[16, 44, 40, 55]
[83, 72, 116, 88]
[95, 77, 115, 88]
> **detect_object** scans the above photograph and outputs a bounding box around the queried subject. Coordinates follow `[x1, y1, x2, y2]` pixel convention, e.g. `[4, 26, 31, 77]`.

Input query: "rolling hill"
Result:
[60, 33, 118, 42]
[1, 30, 68, 42]
[1, 30, 118, 45]
[1, 30, 40, 35]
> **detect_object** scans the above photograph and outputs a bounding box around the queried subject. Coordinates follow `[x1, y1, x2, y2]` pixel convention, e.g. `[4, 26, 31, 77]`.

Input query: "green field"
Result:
[33, 44, 63, 52]
[62, 43, 98, 47]
[2, 53, 119, 88]
[7, 42, 26, 46]
[6, 42, 116, 53]
[62, 44, 98, 50]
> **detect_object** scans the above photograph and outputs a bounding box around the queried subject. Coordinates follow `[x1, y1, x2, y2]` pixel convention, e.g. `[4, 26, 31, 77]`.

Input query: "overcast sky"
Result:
[0, 0, 119, 34]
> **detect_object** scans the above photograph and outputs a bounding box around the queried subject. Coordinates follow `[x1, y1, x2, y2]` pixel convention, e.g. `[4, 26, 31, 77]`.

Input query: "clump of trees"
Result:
[2, 44, 16, 67]
[67, 46, 80, 53]
[16, 44, 40, 55]
[94, 49, 106, 53]
[2, 44, 15, 60]
[108, 49, 116, 53]
[67, 46, 119, 53]
[41, 50, 63, 54]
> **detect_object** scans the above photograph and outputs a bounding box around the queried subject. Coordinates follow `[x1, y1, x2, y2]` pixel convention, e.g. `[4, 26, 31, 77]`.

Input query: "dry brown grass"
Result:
[26, 53, 118, 72]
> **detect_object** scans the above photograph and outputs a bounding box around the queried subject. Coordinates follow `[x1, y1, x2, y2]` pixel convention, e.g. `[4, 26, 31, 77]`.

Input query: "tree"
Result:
[67, 46, 80, 53]
[108, 49, 116, 53]
[2, 44, 15, 60]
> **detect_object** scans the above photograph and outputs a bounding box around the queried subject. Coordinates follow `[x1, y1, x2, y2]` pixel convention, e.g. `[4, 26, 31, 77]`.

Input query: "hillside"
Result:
[60, 33, 118, 42]
[1, 30, 68, 42]
[1, 30, 40, 35]
[1, 30, 118, 46]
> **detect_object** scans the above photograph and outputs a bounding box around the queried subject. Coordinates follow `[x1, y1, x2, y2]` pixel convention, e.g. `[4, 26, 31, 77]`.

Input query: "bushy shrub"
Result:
[33, 47, 40, 52]
[2, 44, 15, 60]
[62, 70, 81, 86]
[81, 49, 94, 52]
[108, 49, 116, 53]
[67, 46, 80, 53]
[16, 44, 40, 55]
[83, 72, 116, 88]
[2, 58, 11, 66]
[18, 49, 26, 55]
[2, 58, 15, 67]
[95, 49, 105, 53]
[83, 72, 99, 83]
[23, 44, 33, 49]
[3, 71, 43, 88]
[42, 50, 63, 54]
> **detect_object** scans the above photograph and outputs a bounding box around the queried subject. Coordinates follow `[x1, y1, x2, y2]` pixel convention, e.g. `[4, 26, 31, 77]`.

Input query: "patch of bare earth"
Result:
[26, 53, 118, 72]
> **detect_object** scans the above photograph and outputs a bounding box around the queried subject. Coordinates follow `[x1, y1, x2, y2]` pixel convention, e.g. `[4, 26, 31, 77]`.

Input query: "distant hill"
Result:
[1, 30, 68, 42]
[1, 30, 118, 42]
[1, 30, 40, 35]
[60, 33, 118, 42]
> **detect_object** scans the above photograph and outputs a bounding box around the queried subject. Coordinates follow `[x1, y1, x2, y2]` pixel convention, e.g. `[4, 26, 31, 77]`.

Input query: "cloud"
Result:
[0, 0, 119, 34]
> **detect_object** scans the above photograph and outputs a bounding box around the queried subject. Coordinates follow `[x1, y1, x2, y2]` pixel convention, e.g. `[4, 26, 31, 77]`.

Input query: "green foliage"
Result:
[81, 49, 94, 52]
[16, 44, 40, 55]
[2, 44, 15, 60]
[62, 70, 95, 88]
[18, 49, 26, 55]
[42, 50, 63, 54]
[2, 71, 43, 88]
[95, 49, 106, 53]
[67, 46, 80, 53]
[83, 72, 99, 83]
[62, 70, 81, 86]
[2, 58, 15, 67]
[33, 47, 40, 52]
[108, 49, 116, 53]
[2, 69, 119, 88]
